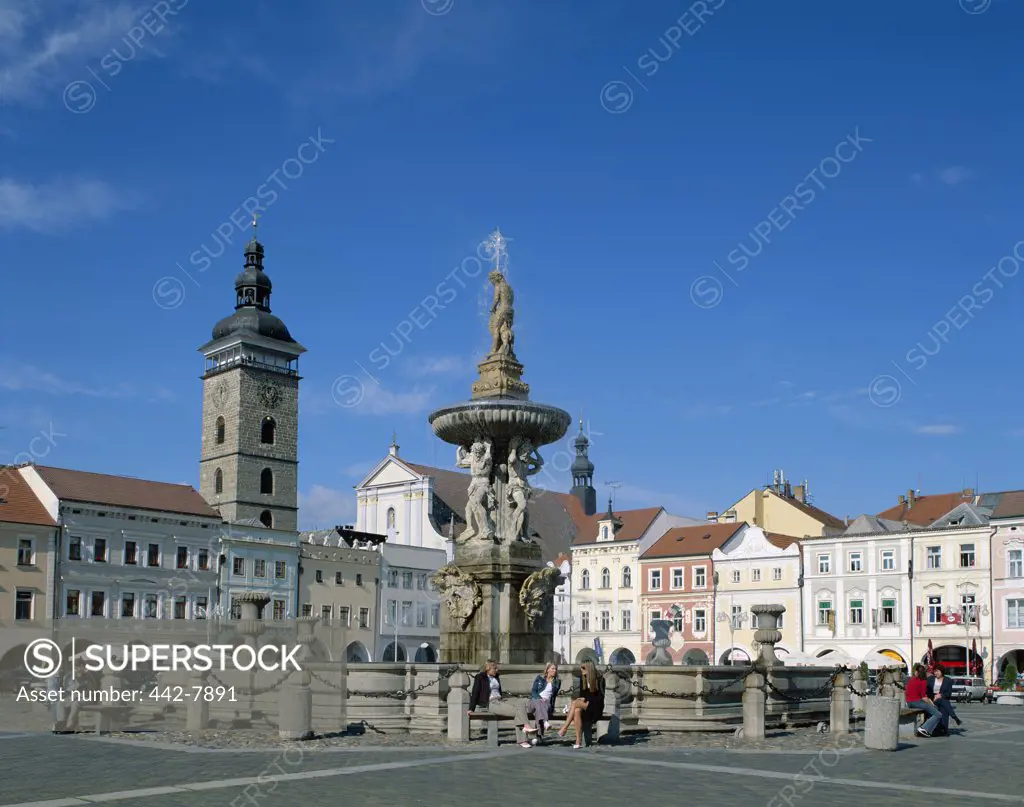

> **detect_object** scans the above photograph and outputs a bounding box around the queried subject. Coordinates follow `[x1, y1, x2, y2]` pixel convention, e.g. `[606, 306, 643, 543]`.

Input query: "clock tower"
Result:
[198, 221, 305, 531]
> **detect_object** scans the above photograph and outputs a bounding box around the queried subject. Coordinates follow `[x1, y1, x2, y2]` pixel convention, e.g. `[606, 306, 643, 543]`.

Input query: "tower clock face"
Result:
[259, 382, 281, 409]
[212, 381, 228, 408]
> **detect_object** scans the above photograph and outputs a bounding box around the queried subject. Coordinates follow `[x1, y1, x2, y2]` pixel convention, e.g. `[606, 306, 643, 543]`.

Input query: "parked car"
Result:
[950, 676, 990, 702]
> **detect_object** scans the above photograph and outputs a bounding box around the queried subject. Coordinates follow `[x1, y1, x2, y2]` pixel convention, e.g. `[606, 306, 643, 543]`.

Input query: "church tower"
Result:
[570, 419, 597, 516]
[198, 220, 305, 531]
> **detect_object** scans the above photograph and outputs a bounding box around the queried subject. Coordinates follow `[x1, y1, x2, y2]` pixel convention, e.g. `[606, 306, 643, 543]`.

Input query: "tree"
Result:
[1004, 662, 1019, 691]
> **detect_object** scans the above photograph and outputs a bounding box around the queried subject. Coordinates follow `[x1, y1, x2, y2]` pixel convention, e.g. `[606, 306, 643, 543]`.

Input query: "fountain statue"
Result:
[429, 229, 571, 664]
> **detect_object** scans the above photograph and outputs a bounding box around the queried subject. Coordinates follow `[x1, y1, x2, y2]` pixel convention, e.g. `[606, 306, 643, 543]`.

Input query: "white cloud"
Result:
[403, 354, 475, 378]
[0, 360, 172, 401]
[0, 177, 134, 232]
[937, 166, 973, 186]
[299, 484, 356, 531]
[914, 424, 961, 436]
[350, 382, 434, 417]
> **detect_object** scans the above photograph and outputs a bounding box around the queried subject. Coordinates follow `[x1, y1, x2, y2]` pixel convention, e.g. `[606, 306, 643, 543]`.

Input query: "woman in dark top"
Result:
[557, 660, 604, 748]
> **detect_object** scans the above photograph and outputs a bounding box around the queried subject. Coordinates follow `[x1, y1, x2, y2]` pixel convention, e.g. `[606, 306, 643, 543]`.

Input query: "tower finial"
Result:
[251, 211, 261, 239]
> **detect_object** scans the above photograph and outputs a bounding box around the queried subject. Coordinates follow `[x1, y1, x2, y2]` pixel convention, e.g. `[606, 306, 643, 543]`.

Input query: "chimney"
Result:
[907, 489, 915, 508]
[898, 494, 905, 505]
[962, 487, 974, 498]
[706, 511, 719, 524]
[793, 485, 806, 503]
[724, 510, 737, 523]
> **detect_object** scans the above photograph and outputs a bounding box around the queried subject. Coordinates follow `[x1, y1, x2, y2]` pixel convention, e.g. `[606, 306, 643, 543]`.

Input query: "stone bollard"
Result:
[864, 696, 900, 750]
[598, 670, 621, 743]
[447, 670, 471, 742]
[186, 670, 209, 731]
[830, 670, 851, 734]
[851, 667, 867, 714]
[278, 669, 313, 741]
[742, 668, 766, 740]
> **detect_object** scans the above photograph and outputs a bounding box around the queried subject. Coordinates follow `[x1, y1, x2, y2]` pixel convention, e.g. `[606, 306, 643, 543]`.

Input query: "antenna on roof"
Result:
[605, 480, 622, 507]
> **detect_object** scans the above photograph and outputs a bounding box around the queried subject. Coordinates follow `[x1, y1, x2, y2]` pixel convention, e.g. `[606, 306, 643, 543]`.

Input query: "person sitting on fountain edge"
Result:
[468, 659, 536, 748]
[557, 660, 604, 748]
[525, 662, 561, 740]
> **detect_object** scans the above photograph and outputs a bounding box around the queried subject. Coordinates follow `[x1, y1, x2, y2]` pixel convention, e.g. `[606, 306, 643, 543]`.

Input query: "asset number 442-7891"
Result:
[147, 685, 237, 702]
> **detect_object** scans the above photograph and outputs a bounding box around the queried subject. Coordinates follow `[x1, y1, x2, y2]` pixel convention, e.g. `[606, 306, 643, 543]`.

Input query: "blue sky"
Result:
[2, 0, 1021, 529]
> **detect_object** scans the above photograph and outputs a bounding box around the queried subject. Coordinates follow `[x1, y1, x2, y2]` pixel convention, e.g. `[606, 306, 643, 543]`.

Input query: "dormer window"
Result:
[601, 526, 609, 540]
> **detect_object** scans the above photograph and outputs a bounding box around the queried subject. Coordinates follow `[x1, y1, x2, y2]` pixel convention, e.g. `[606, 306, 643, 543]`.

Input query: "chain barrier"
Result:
[204, 670, 294, 697]
[347, 665, 461, 700]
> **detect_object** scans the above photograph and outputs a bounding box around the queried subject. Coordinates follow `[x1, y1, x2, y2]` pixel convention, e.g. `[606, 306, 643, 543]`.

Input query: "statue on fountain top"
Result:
[489, 269, 515, 357]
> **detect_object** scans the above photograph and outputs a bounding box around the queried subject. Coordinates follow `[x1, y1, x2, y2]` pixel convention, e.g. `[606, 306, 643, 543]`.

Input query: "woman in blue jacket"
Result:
[526, 663, 561, 738]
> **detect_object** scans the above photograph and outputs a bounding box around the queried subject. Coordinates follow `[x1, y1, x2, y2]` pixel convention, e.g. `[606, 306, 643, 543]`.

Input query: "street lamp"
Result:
[554, 608, 575, 665]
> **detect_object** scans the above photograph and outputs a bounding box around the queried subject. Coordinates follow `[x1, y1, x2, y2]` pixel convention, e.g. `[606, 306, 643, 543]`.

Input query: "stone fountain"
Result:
[430, 229, 570, 666]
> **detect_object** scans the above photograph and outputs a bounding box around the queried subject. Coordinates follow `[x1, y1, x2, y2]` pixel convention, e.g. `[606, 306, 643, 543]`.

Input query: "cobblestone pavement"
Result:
[0, 704, 1021, 806]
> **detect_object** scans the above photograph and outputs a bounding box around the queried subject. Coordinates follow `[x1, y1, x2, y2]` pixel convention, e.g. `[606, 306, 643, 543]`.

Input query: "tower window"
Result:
[214, 468, 223, 494]
[261, 417, 276, 445]
[259, 510, 273, 528]
[215, 417, 225, 445]
[260, 468, 274, 494]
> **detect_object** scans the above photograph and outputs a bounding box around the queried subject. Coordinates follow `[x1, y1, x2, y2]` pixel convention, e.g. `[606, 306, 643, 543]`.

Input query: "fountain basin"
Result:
[429, 399, 571, 447]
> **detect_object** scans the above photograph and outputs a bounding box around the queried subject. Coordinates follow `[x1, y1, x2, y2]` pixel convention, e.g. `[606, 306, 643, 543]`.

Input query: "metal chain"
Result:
[633, 666, 752, 700]
[348, 665, 461, 700]
[205, 670, 293, 696]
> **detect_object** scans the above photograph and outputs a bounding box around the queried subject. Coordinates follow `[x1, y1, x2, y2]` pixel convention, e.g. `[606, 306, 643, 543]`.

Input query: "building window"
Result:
[672, 610, 683, 632]
[650, 569, 662, 591]
[601, 526, 609, 540]
[91, 592, 106, 617]
[817, 554, 830, 574]
[360, 607, 371, 628]
[416, 604, 426, 627]
[817, 600, 832, 626]
[429, 605, 439, 628]
[600, 610, 611, 631]
[401, 601, 412, 626]
[144, 594, 158, 619]
[69, 536, 82, 561]
[339, 606, 351, 627]
[260, 468, 274, 495]
[732, 570, 741, 583]
[694, 609, 707, 633]
[66, 590, 81, 616]
[273, 600, 286, 620]
[274, 560, 285, 579]
[927, 595, 943, 624]
[195, 596, 208, 619]
[751, 569, 761, 582]
[198, 550, 210, 571]
[621, 567, 632, 588]
[121, 593, 135, 618]
[580, 611, 590, 631]
[315, 569, 323, 583]
[621, 609, 631, 631]
[15, 590, 33, 620]
[17, 539, 34, 566]
[881, 549, 895, 571]
[174, 597, 187, 619]
[1010, 549, 1023, 578]
[961, 593, 977, 623]
[230, 598, 241, 620]
[650, 610, 662, 625]
[335, 571, 343, 585]
[232, 557, 245, 576]
[1009, 599, 1024, 629]
[417, 573, 428, 590]
[881, 597, 897, 625]
[321, 605, 332, 624]
[215, 469, 223, 494]
[94, 538, 107, 563]
[215, 416, 225, 444]
[600, 568, 611, 589]
[402, 572, 413, 589]
[387, 600, 396, 625]
[849, 599, 864, 625]
[773, 567, 782, 581]
[732, 604, 742, 628]
[388, 569, 398, 587]
[147, 543, 160, 567]
[926, 546, 941, 570]
[848, 552, 862, 573]
[694, 567, 706, 588]
[356, 573, 363, 586]
[261, 417, 276, 445]
[260, 510, 273, 528]
[581, 570, 591, 590]
[960, 544, 976, 568]
[302, 604, 313, 617]
[671, 568, 683, 589]
[254, 559, 266, 578]
[386, 508, 396, 532]
[124, 541, 138, 565]
[176, 547, 189, 569]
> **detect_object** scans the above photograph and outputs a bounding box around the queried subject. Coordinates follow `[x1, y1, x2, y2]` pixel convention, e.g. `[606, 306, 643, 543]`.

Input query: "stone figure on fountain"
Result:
[432, 564, 483, 629]
[489, 269, 515, 357]
[518, 566, 561, 629]
[507, 435, 543, 542]
[456, 438, 496, 542]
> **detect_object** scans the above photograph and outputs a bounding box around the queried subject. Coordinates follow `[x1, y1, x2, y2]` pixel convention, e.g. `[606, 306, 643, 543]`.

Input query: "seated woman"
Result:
[557, 660, 604, 748]
[526, 662, 561, 739]
[467, 659, 534, 748]
[905, 663, 943, 738]
[926, 664, 960, 735]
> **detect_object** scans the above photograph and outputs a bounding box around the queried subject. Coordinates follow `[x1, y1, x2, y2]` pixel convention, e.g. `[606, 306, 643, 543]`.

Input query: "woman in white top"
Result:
[526, 663, 561, 739]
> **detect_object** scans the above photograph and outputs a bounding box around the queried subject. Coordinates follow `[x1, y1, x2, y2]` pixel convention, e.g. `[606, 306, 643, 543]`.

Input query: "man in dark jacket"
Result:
[926, 664, 960, 734]
[468, 659, 533, 747]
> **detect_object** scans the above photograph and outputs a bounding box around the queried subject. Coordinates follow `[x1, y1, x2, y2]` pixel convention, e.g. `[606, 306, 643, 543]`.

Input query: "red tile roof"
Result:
[33, 465, 221, 519]
[875, 491, 975, 526]
[765, 532, 802, 550]
[641, 522, 744, 559]
[572, 506, 664, 546]
[0, 468, 56, 527]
